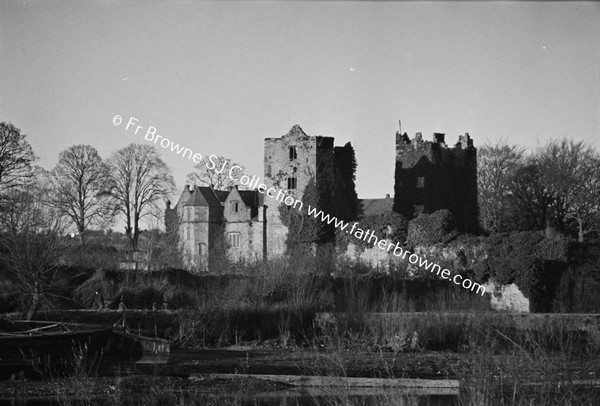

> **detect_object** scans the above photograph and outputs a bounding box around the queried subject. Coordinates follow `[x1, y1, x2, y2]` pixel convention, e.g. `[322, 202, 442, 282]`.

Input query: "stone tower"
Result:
[263, 125, 336, 255]
[393, 124, 478, 233]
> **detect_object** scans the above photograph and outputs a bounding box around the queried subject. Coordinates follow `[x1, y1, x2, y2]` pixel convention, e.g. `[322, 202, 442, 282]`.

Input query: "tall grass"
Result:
[458, 324, 600, 406]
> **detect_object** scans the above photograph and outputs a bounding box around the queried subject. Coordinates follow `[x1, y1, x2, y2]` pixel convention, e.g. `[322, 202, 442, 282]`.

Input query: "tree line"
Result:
[478, 138, 600, 241]
[0, 122, 177, 250]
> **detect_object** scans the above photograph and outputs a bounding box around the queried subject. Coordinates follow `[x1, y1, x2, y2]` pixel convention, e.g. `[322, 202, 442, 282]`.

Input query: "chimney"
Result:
[433, 133, 446, 144]
[385, 194, 390, 198]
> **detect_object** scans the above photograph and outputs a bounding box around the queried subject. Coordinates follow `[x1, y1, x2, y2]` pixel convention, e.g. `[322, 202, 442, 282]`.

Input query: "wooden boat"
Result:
[0, 320, 169, 379]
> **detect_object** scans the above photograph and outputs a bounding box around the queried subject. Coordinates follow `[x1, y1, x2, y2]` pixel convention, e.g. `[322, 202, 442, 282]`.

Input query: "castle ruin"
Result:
[393, 123, 478, 233]
[166, 122, 479, 271]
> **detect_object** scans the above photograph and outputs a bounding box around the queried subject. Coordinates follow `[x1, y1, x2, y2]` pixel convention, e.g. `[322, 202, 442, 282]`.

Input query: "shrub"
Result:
[64, 244, 120, 270]
[167, 290, 196, 310]
[136, 286, 164, 309]
[407, 209, 457, 247]
[474, 232, 571, 312]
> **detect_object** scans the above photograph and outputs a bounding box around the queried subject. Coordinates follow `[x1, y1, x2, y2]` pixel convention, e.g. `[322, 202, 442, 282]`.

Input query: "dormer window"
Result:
[231, 201, 239, 213]
[289, 146, 297, 160]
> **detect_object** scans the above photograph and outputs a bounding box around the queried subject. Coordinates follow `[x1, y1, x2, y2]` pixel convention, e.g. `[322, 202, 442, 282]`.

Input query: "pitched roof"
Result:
[177, 186, 225, 208]
[238, 190, 262, 208]
[175, 185, 265, 211]
[213, 190, 229, 203]
[359, 197, 393, 217]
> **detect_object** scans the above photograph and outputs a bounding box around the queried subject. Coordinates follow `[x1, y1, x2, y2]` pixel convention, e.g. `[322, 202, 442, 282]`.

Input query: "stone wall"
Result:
[263, 125, 338, 256]
[483, 281, 530, 312]
[393, 131, 478, 233]
[225, 220, 264, 263]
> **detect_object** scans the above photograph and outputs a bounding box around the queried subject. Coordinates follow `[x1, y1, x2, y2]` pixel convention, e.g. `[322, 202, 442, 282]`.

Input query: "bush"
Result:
[166, 290, 196, 310]
[136, 286, 164, 309]
[64, 244, 120, 270]
[474, 232, 571, 312]
[335, 212, 408, 253]
[407, 209, 458, 247]
[552, 241, 600, 312]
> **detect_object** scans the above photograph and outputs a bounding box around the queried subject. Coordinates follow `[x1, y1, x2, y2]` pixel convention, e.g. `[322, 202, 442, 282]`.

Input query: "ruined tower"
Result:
[393, 124, 478, 233]
[263, 125, 337, 255]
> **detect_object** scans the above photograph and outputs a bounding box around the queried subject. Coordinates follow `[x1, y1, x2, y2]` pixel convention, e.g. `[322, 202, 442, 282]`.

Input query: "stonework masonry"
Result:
[393, 126, 478, 234]
[263, 125, 338, 255]
[167, 125, 350, 271]
[166, 122, 479, 272]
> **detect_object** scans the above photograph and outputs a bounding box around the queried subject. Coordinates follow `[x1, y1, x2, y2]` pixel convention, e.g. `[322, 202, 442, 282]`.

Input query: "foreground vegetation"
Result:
[1, 256, 600, 405]
[2, 310, 599, 405]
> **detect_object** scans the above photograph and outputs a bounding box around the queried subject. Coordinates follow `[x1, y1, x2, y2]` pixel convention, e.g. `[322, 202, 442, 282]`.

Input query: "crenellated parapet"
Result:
[393, 121, 479, 234]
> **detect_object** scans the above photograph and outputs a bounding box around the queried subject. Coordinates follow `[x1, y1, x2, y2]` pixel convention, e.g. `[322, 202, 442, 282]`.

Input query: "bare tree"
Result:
[107, 144, 175, 250]
[568, 155, 600, 241]
[0, 173, 69, 320]
[0, 122, 37, 200]
[509, 162, 554, 231]
[477, 140, 524, 232]
[535, 139, 599, 238]
[186, 155, 245, 190]
[509, 138, 600, 240]
[48, 145, 113, 244]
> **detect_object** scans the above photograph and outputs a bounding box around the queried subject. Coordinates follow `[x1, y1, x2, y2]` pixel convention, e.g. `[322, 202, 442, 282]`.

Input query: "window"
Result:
[230, 201, 239, 213]
[184, 207, 194, 221]
[228, 232, 241, 249]
[186, 226, 192, 240]
[287, 177, 297, 190]
[289, 146, 297, 160]
[416, 176, 425, 188]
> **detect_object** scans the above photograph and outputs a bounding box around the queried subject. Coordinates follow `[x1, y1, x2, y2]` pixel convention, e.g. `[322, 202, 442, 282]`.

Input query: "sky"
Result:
[1, 1, 599, 205]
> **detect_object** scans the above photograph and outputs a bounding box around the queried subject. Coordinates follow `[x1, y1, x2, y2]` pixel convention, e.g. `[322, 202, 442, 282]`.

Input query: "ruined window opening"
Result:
[228, 232, 241, 249]
[416, 177, 425, 188]
[287, 177, 297, 190]
[231, 201, 239, 213]
[186, 226, 192, 240]
[289, 146, 297, 160]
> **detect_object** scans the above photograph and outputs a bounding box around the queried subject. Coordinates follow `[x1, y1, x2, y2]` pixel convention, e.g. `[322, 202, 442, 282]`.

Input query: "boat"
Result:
[0, 320, 169, 379]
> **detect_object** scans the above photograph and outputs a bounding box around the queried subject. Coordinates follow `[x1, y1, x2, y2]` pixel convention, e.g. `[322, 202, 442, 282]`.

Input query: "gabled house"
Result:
[165, 185, 266, 271]
[222, 187, 266, 263]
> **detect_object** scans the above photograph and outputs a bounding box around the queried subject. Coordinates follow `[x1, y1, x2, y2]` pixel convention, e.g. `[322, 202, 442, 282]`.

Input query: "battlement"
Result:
[396, 130, 474, 153]
[393, 121, 478, 234]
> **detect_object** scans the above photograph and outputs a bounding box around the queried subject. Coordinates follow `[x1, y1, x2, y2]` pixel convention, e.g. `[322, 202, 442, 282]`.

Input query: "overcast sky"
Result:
[2, 1, 599, 201]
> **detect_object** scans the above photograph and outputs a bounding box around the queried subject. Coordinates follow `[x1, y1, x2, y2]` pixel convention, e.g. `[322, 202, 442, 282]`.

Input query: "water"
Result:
[249, 388, 458, 406]
[0, 389, 458, 406]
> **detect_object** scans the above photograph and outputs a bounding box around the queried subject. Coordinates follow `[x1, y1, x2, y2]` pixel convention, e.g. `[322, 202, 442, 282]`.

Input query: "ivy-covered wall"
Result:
[333, 142, 360, 221]
[267, 126, 361, 264]
[338, 208, 600, 313]
[393, 131, 478, 234]
[264, 125, 326, 257]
